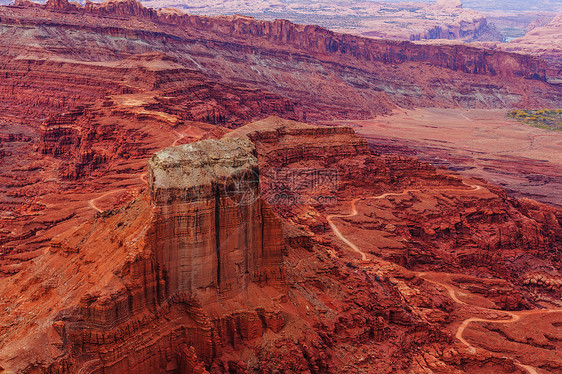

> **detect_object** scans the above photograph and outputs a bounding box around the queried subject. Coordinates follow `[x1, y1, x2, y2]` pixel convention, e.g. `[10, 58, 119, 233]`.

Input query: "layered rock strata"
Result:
[0, 0, 560, 127]
[148, 138, 284, 300]
[503, 13, 562, 78]
[0, 137, 286, 373]
[0, 118, 561, 373]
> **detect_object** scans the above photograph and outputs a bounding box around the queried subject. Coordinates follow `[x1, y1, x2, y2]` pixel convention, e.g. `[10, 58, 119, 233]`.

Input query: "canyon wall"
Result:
[27, 0, 547, 80]
[408, 18, 500, 41]
[148, 138, 284, 300]
[133, 0, 503, 43]
[0, 0, 560, 128]
[502, 12, 562, 78]
[0, 136, 287, 373]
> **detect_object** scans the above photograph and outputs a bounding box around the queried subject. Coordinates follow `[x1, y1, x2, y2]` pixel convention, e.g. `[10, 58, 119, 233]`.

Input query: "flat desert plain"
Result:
[325, 108, 562, 208]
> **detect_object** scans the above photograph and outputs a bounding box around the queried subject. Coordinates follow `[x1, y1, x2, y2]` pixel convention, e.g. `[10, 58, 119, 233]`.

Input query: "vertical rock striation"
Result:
[148, 138, 284, 301]
[0, 137, 286, 373]
[1, 118, 561, 373]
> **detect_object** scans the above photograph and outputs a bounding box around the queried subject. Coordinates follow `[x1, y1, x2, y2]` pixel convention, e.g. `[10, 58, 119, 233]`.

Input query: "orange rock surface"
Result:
[2, 0, 560, 272]
[0, 1, 561, 373]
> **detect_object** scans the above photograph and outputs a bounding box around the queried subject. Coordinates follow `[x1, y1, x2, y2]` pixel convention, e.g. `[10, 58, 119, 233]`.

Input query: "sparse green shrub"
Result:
[507, 109, 562, 131]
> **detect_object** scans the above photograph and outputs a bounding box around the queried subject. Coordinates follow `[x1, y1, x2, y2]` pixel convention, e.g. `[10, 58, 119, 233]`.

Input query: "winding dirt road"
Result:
[88, 130, 186, 212]
[88, 189, 127, 213]
[172, 130, 186, 147]
[424, 276, 562, 374]
[326, 198, 365, 260]
[326, 182, 481, 261]
[326, 181, 562, 374]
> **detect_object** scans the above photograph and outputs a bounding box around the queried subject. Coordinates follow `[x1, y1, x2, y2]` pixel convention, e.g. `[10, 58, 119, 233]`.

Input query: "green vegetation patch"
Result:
[508, 109, 562, 131]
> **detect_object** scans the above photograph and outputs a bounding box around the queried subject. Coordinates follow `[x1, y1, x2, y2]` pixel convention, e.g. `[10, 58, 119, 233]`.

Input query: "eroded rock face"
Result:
[0, 0, 560, 129]
[0, 118, 561, 373]
[504, 12, 562, 75]
[0, 137, 286, 373]
[35, 53, 296, 180]
[148, 138, 283, 300]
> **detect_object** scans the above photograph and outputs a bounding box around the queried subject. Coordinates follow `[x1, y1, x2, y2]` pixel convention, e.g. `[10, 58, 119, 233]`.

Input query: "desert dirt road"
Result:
[88, 189, 127, 213]
[327, 181, 561, 374]
[327, 181, 482, 261]
[88, 130, 188, 212]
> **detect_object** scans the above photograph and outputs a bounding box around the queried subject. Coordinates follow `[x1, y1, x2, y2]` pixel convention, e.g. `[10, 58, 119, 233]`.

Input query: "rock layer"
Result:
[0, 1, 561, 371]
[0, 0, 560, 127]
[0, 136, 286, 373]
[148, 138, 284, 300]
[504, 13, 562, 78]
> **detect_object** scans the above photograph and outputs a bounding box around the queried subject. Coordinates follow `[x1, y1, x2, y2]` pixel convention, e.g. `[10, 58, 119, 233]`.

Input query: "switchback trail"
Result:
[326, 181, 482, 261]
[326, 181, 562, 374]
[172, 129, 187, 146]
[421, 273, 562, 374]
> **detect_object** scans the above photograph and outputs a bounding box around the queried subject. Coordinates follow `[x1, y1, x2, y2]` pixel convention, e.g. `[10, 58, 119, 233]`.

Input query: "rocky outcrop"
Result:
[227, 117, 380, 177]
[503, 13, 562, 78]
[0, 136, 287, 373]
[37, 53, 296, 179]
[409, 18, 502, 42]
[148, 138, 284, 300]
[225, 117, 391, 216]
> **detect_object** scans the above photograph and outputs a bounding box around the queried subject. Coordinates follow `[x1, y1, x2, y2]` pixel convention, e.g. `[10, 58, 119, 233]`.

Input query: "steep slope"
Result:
[134, 0, 503, 42]
[504, 13, 562, 77]
[0, 136, 287, 373]
[2, 0, 560, 271]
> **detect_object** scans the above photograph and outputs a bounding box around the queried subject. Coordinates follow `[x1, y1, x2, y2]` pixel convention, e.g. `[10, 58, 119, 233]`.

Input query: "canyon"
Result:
[324, 108, 562, 208]
[1, 117, 561, 373]
[1, 0, 559, 269]
[503, 12, 562, 74]
[0, 0, 560, 126]
[0, 0, 561, 372]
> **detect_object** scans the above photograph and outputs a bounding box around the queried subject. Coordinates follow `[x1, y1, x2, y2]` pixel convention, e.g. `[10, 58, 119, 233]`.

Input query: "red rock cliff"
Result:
[0, 0, 559, 127]
[1, 117, 561, 373]
[147, 138, 284, 300]
[0, 136, 287, 373]
[12, 0, 545, 80]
